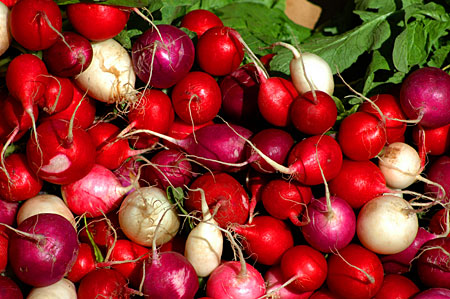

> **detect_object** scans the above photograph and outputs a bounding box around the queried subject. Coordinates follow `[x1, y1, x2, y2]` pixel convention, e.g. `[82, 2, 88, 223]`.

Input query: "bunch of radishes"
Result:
[1, 0, 450, 298]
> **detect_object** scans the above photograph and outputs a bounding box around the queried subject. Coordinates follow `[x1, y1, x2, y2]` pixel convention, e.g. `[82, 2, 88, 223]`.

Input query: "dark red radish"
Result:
[400, 66, 450, 128]
[0, 153, 43, 202]
[265, 266, 314, 299]
[261, 178, 312, 226]
[327, 244, 384, 299]
[0, 276, 23, 299]
[291, 90, 337, 135]
[412, 288, 450, 298]
[233, 215, 294, 265]
[309, 288, 340, 298]
[180, 9, 223, 37]
[9, 0, 62, 50]
[166, 117, 213, 141]
[62, 164, 131, 217]
[413, 124, 450, 156]
[132, 24, 195, 89]
[66, 243, 96, 283]
[43, 31, 94, 77]
[67, 3, 130, 41]
[245, 128, 294, 173]
[78, 214, 122, 248]
[206, 260, 266, 299]
[424, 155, 450, 203]
[302, 196, 356, 253]
[338, 111, 387, 161]
[26, 119, 96, 185]
[114, 156, 142, 195]
[171, 71, 222, 125]
[77, 268, 135, 299]
[141, 148, 193, 189]
[196, 26, 244, 76]
[373, 274, 419, 299]
[328, 159, 391, 209]
[359, 93, 407, 144]
[219, 63, 260, 124]
[245, 169, 271, 223]
[7, 213, 79, 287]
[429, 208, 448, 235]
[0, 229, 7, 272]
[417, 236, 450, 288]
[280, 245, 327, 293]
[0, 198, 18, 227]
[38, 76, 73, 114]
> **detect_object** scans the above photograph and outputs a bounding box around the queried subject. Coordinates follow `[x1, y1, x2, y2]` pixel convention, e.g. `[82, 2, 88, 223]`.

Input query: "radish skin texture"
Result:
[27, 278, 77, 299]
[118, 186, 180, 247]
[16, 194, 75, 228]
[0, 276, 23, 299]
[75, 39, 136, 104]
[0, 3, 11, 56]
[357, 195, 418, 255]
[378, 142, 422, 189]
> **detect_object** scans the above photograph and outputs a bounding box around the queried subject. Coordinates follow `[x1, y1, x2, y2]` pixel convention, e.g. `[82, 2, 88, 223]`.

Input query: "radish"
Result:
[66, 3, 130, 41]
[290, 90, 337, 135]
[424, 155, 450, 203]
[78, 214, 122, 248]
[118, 186, 180, 247]
[357, 194, 418, 254]
[0, 197, 18, 227]
[66, 243, 96, 283]
[186, 172, 249, 228]
[373, 274, 419, 299]
[272, 42, 334, 95]
[413, 288, 450, 298]
[166, 116, 213, 141]
[338, 111, 387, 161]
[43, 31, 93, 78]
[0, 276, 23, 299]
[180, 9, 223, 37]
[429, 208, 448, 235]
[416, 236, 450, 289]
[196, 26, 244, 76]
[400, 66, 450, 128]
[0, 229, 7, 272]
[413, 124, 450, 156]
[184, 188, 223, 277]
[16, 193, 75, 228]
[233, 215, 294, 265]
[38, 76, 74, 115]
[245, 169, 271, 223]
[326, 243, 384, 299]
[302, 196, 356, 253]
[27, 278, 77, 299]
[77, 268, 136, 299]
[114, 156, 142, 195]
[9, 0, 62, 51]
[261, 178, 312, 226]
[132, 24, 195, 89]
[26, 118, 96, 185]
[0, 2, 11, 56]
[75, 38, 136, 104]
[265, 266, 314, 298]
[309, 288, 339, 299]
[7, 213, 79, 287]
[171, 71, 222, 125]
[280, 245, 328, 293]
[328, 159, 391, 209]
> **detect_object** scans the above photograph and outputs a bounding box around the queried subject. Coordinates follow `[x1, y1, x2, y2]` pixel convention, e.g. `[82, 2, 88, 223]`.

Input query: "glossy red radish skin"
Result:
[38, 76, 73, 114]
[373, 274, 419, 299]
[417, 237, 450, 288]
[166, 117, 213, 141]
[0, 229, 7, 272]
[265, 266, 314, 299]
[424, 155, 450, 203]
[3, 95, 39, 131]
[413, 124, 450, 156]
[77, 268, 132, 299]
[66, 243, 96, 283]
[180, 9, 223, 37]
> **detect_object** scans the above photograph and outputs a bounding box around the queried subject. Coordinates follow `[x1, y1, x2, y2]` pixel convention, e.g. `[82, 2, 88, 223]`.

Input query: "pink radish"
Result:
[0, 276, 23, 299]
[265, 266, 314, 298]
[416, 236, 450, 289]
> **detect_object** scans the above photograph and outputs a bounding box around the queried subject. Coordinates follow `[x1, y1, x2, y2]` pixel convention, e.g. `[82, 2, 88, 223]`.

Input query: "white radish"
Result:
[357, 194, 418, 255]
[26, 278, 77, 299]
[184, 188, 223, 277]
[118, 186, 180, 247]
[0, 2, 11, 56]
[75, 38, 136, 104]
[17, 194, 76, 228]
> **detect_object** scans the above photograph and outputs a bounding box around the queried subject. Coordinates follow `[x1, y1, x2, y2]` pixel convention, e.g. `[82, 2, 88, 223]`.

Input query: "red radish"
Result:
[416, 236, 450, 288]
[196, 26, 244, 76]
[186, 172, 249, 228]
[7, 213, 79, 287]
[2, 95, 39, 131]
[429, 208, 448, 235]
[265, 266, 314, 299]
[0, 276, 23, 299]
[43, 31, 94, 77]
[38, 76, 73, 114]
[77, 268, 135, 299]
[280, 245, 328, 293]
[9, 0, 62, 50]
[233, 215, 294, 265]
[180, 9, 223, 37]
[26, 118, 96, 185]
[245, 128, 294, 173]
[373, 274, 420, 299]
[261, 178, 312, 226]
[359, 93, 407, 144]
[328, 159, 391, 209]
[309, 288, 340, 298]
[327, 244, 384, 299]
[413, 124, 450, 156]
[290, 90, 337, 135]
[171, 71, 222, 125]
[425, 155, 450, 203]
[413, 288, 450, 298]
[78, 214, 121, 248]
[132, 24, 195, 89]
[67, 4, 130, 41]
[166, 117, 213, 141]
[0, 153, 43, 202]
[0, 229, 7, 272]
[338, 111, 386, 161]
[245, 169, 271, 223]
[302, 196, 356, 253]
[66, 243, 96, 283]
[400, 66, 450, 128]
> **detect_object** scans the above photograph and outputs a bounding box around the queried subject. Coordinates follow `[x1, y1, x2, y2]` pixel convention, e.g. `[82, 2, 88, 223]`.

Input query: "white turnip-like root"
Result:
[27, 278, 77, 299]
[0, 2, 11, 56]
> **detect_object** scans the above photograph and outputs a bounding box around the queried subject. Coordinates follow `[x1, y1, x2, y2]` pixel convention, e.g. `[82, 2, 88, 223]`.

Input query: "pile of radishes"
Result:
[1, 0, 450, 298]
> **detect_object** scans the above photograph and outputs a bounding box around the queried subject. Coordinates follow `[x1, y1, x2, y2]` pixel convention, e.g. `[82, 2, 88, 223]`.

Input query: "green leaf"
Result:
[114, 28, 143, 49]
[428, 43, 450, 68]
